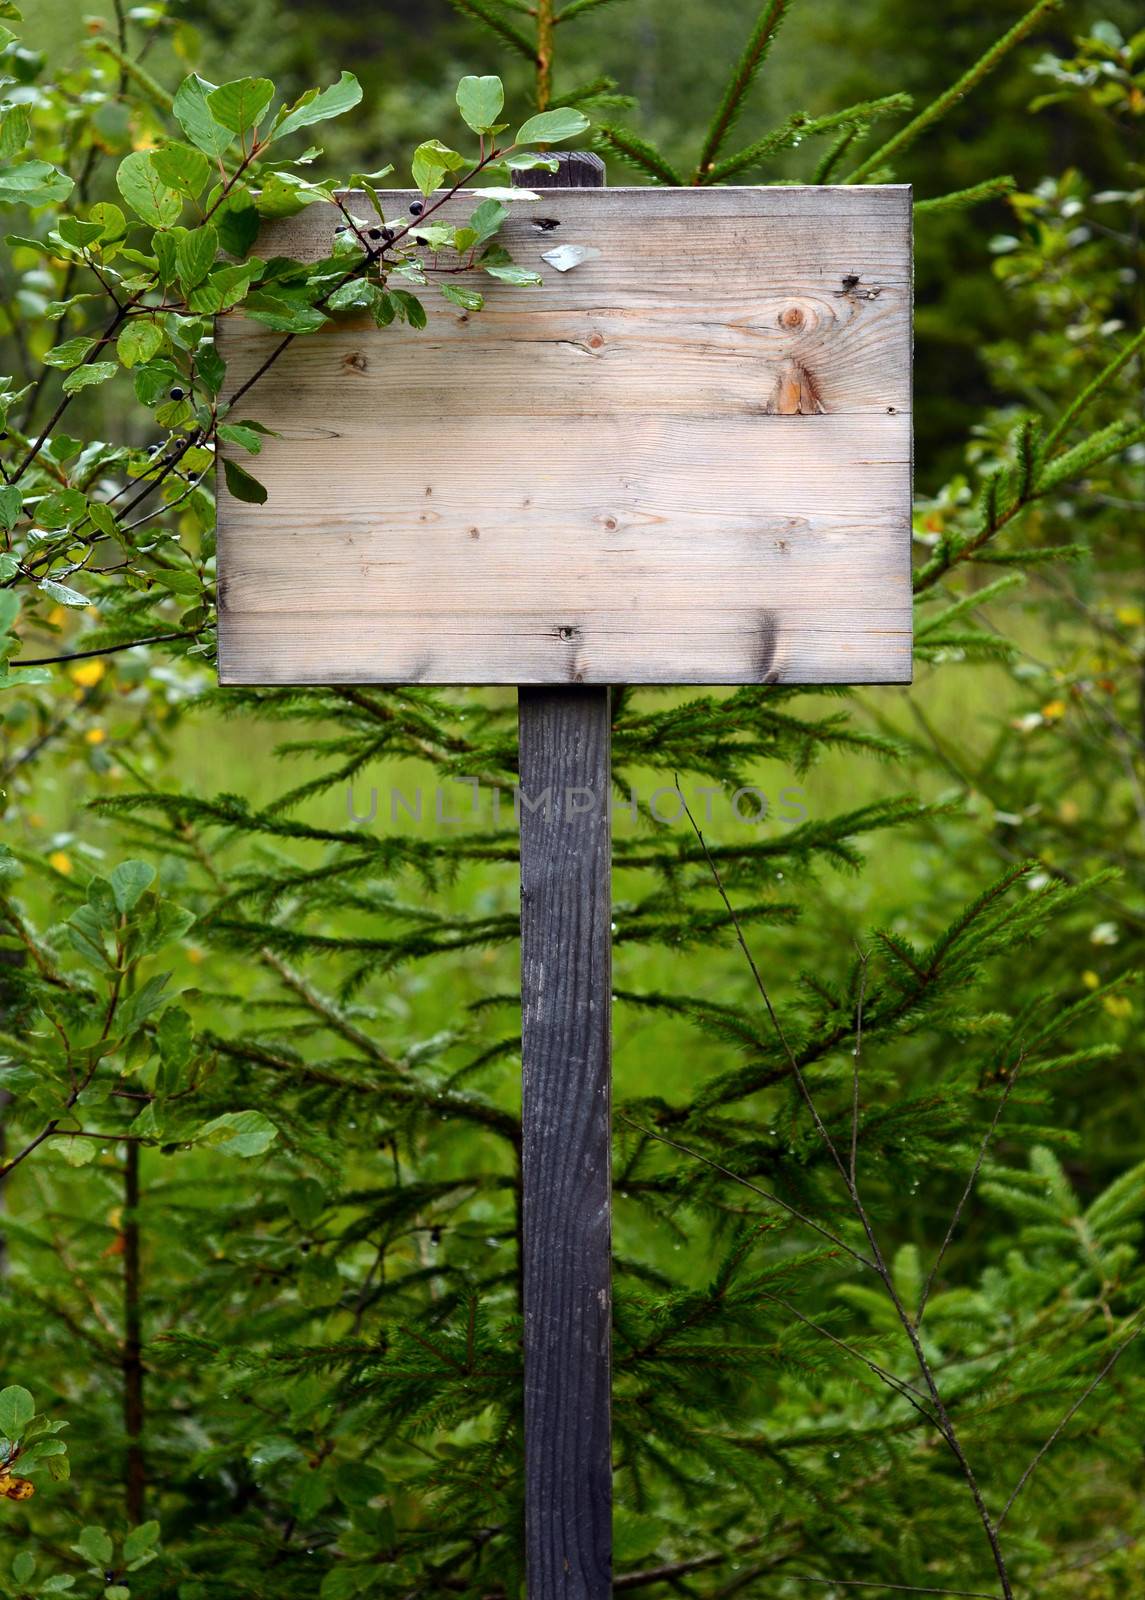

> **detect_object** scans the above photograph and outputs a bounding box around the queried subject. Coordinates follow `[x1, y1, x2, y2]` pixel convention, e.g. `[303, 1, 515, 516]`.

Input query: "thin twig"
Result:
[673, 781, 1016, 1600]
[997, 1315, 1145, 1526]
[851, 946, 868, 1187]
[618, 1114, 876, 1274]
[915, 1055, 1025, 1326]
[757, 1288, 939, 1428]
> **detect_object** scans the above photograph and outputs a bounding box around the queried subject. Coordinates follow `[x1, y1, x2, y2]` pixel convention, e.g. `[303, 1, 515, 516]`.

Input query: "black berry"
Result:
[367, 227, 381, 240]
[381, 227, 395, 242]
[409, 200, 424, 216]
[169, 386, 186, 401]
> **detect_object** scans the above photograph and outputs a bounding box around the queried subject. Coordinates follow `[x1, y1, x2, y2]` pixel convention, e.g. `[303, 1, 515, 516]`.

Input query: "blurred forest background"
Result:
[1, 0, 1144, 1596]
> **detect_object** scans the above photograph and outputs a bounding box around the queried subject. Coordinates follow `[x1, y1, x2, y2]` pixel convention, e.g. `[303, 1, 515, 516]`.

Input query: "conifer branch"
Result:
[846, 0, 1063, 183]
[593, 125, 685, 185]
[556, 0, 637, 21]
[694, 0, 790, 181]
[813, 128, 859, 184]
[914, 175, 1017, 214]
[445, 0, 537, 62]
[1040, 326, 1145, 459]
[617, 1115, 878, 1274]
[706, 96, 912, 184]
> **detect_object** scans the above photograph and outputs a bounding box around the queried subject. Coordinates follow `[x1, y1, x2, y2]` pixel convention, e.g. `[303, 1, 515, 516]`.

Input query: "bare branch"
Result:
[916, 1054, 1025, 1326]
[998, 1316, 1145, 1526]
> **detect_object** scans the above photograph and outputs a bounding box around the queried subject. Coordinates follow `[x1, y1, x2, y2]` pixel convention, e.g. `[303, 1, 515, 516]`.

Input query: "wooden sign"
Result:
[217, 184, 912, 686]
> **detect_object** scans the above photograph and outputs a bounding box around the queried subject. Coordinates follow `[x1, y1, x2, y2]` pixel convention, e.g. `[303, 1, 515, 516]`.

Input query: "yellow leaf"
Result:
[71, 659, 106, 688]
[1040, 699, 1067, 720]
[48, 850, 72, 875]
[84, 728, 106, 745]
[1103, 995, 1132, 1020]
[1082, 970, 1100, 990]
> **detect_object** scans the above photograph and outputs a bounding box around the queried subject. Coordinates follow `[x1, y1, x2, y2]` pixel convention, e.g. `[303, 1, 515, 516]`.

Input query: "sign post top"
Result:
[217, 183, 912, 687]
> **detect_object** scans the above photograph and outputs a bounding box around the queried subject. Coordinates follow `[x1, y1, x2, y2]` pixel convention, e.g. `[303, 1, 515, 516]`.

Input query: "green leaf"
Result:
[173, 74, 233, 159]
[89, 201, 127, 242]
[122, 1522, 160, 1565]
[214, 192, 260, 258]
[110, 860, 156, 913]
[411, 139, 466, 197]
[43, 337, 96, 370]
[72, 1527, 114, 1570]
[0, 485, 21, 531]
[515, 108, 590, 146]
[39, 579, 89, 607]
[176, 223, 219, 291]
[197, 1109, 278, 1157]
[334, 1462, 387, 1506]
[274, 72, 362, 141]
[206, 78, 275, 138]
[1, 665, 51, 689]
[440, 283, 484, 312]
[218, 422, 263, 454]
[87, 502, 119, 539]
[466, 198, 508, 248]
[505, 151, 560, 172]
[116, 320, 163, 369]
[0, 160, 73, 207]
[483, 262, 542, 286]
[62, 361, 118, 395]
[469, 186, 537, 201]
[0, 1385, 35, 1440]
[456, 75, 505, 134]
[190, 260, 261, 314]
[0, 104, 29, 160]
[116, 151, 183, 227]
[56, 217, 104, 249]
[197, 341, 226, 397]
[12, 1553, 35, 1585]
[57, 1134, 98, 1167]
[223, 458, 268, 504]
[241, 293, 327, 333]
[255, 172, 329, 220]
[152, 141, 212, 200]
[326, 279, 380, 313]
[390, 289, 426, 329]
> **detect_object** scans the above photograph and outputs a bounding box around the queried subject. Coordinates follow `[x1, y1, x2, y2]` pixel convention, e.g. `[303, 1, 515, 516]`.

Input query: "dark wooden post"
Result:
[516, 151, 612, 1599]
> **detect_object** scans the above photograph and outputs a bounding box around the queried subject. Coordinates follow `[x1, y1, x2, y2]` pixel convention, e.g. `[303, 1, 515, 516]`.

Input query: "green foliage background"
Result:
[0, 1, 1143, 1596]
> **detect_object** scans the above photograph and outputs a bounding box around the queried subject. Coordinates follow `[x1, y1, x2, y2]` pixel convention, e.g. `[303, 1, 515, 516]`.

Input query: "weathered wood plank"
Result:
[519, 684, 613, 1598]
[217, 184, 912, 685]
[215, 606, 910, 685]
[517, 150, 611, 1600]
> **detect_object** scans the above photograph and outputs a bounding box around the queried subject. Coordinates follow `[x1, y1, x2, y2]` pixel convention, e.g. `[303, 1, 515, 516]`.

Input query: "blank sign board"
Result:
[216, 185, 912, 686]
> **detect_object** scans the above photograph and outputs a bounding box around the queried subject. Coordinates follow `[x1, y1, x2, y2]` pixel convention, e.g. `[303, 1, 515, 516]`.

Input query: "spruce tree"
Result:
[1, 3, 1143, 1597]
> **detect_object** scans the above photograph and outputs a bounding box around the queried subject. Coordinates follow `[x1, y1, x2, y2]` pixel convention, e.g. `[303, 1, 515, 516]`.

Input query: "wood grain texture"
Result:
[519, 684, 612, 1598]
[518, 150, 612, 1600]
[217, 184, 912, 685]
